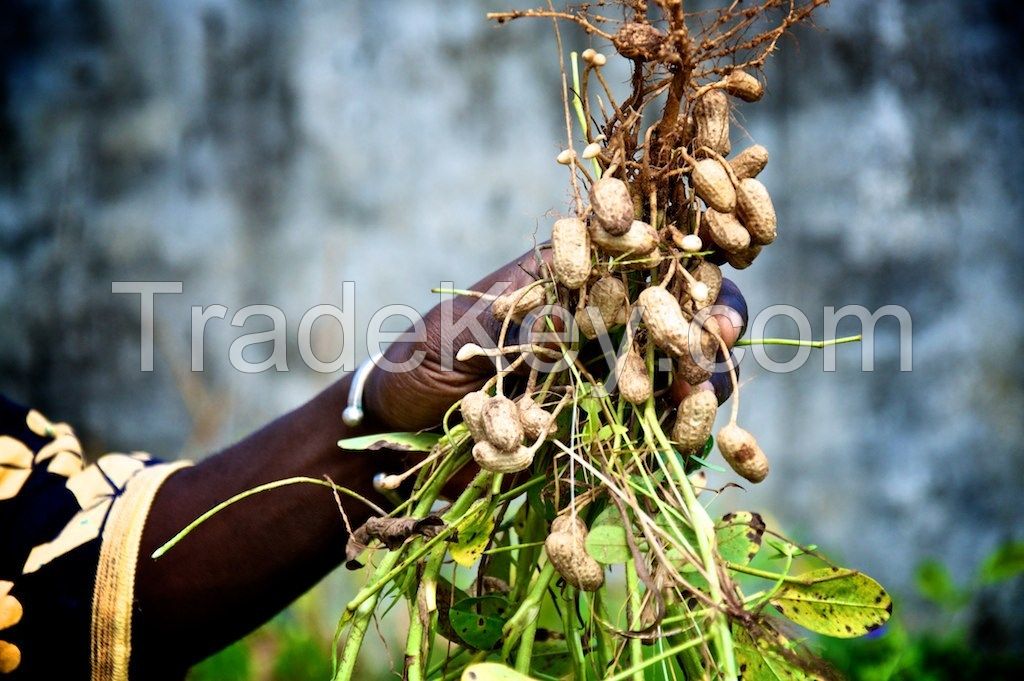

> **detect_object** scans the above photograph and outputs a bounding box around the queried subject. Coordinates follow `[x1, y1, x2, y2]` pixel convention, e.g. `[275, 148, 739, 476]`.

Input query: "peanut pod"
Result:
[672, 389, 718, 453]
[552, 217, 591, 289]
[575, 275, 628, 339]
[693, 89, 731, 156]
[691, 158, 736, 213]
[720, 69, 764, 102]
[729, 144, 769, 180]
[618, 347, 653, 405]
[589, 177, 634, 236]
[704, 208, 751, 253]
[545, 516, 605, 591]
[472, 441, 535, 474]
[717, 423, 769, 483]
[736, 178, 777, 245]
[591, 219, 659, 256]
[482, 396, 523, 451]
[492, 284, 547, 323]
[638, 286, 690, 358]
[675, 315, 721, 385]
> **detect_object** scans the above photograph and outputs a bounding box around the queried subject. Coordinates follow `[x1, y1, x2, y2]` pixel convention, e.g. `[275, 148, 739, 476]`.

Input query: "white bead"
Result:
[556, 149, 576, 165]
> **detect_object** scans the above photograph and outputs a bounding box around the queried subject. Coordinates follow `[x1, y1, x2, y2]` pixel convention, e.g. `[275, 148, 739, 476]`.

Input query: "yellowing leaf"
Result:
[771, 568, 892, 638]
[450, 501, 495, 567]
[716, 511, 765, 566]
[733, 626, 822, 680]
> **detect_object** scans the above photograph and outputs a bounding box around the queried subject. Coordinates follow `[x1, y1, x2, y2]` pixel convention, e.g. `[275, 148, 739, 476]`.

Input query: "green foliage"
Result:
[336, 431, 441, 452]
[189, 640, 250, 681]
[821, 541, 1024, 681]
[449, 596, 511, 650]
[771, 569, 892, 638]
[716, 511, 764, 566]
[979, 541, 1024, 585]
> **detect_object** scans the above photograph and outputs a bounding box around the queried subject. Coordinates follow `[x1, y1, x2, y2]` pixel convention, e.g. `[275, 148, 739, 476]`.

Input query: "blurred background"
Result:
[1, 0, 1022, 678]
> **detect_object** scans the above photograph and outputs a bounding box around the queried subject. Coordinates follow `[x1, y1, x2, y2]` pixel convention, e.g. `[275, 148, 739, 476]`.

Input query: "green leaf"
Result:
[585, 524, 631, 564]
[450, 500, 495, 567]
[979, 541, 1024, 584]
[336, 431, 440, 452]
[448, 597, 510, 651]
[461, 662, 537, 680]
[914, 559, 965, 608]
[688, 453, 726, 472]
[596, 423, 628, 440]
[771, 568, 892, 638]
[716, 511, 765, 566]
[733, 626, 820, 680]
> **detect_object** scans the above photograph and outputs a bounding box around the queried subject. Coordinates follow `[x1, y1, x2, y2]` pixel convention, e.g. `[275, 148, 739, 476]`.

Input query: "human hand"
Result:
[362, 249, 749, 433]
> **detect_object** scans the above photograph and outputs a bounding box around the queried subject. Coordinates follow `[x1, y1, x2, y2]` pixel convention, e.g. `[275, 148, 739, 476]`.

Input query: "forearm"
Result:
[134, 375, 402, 669]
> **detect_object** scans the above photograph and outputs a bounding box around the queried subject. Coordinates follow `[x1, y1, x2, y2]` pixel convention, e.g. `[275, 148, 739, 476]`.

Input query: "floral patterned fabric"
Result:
[0, 394, 186, 678]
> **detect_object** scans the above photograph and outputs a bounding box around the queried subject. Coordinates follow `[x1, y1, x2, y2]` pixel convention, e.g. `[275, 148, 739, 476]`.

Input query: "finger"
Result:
[709, 277, 748, 349]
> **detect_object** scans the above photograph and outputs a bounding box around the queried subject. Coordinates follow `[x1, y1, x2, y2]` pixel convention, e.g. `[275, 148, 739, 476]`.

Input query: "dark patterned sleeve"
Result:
[0, 395, 189, 679]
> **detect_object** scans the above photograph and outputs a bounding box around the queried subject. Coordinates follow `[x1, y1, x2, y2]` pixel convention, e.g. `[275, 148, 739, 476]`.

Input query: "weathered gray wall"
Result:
[1, 0, 1022, 642]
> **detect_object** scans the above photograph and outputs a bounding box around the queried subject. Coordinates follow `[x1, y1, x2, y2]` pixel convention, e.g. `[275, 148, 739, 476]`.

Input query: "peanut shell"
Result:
[575, 275, 628, 338]
[589, 177, 634, 236]
[472, 441, 535, 474]
[618, 347, 653, 405]
[736, 178, 777, 245]
[492, 284, 547, 323]
[517, 395, 556, 440]
[704, 208, 750, 253]
[638, 286, 689, 358]
[672, 389, 718, 453]
[591, 219, 659, 256]
[716, 423, 769, 482]
[545, 516, 604, 591]
[721, 70, 764, 102]
[691, 158, 736, 213]
[613, 22, 666, 62]
[675, 315, 721, 385]
[725, 244, 762, 270]
[552, 217, 591, 289]
[729, 144, 769, 180]
[482, 396, 523, 450]
[693, 89, 731, 156]
[460, 390, 489, 441]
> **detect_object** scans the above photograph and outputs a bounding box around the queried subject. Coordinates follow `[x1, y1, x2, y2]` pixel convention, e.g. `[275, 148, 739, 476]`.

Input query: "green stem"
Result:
[570, 51, 601, 179]
[503, 561, 558, 659]
[725, 561, 811, 584]
[333, 453, 475, 679]
[404, 595, 426, 681]
[514, 603, 542, 674]
[604, 632, 710, 681]
[151, 477, 385, 559]
[481, 540, 546, 555]
[734, 334, 862, 348]
[624, 556, 646, 681]
[645, 403, 737, 680]
[562, 587, 588, 681]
